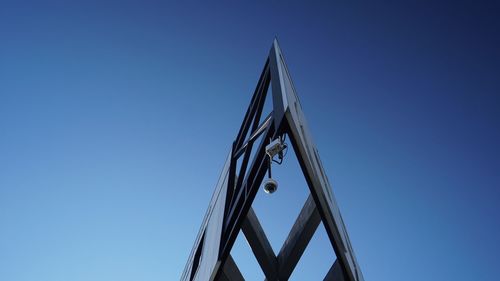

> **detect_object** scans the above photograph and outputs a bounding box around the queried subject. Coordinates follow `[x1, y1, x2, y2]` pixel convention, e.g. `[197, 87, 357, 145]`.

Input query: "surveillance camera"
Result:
[266, 138, 285, 158]
[263, 178, 278, 194]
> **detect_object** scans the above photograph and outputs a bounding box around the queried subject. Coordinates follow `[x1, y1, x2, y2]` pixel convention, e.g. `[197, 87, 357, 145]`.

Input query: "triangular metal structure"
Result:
[181, 40, 364, 281]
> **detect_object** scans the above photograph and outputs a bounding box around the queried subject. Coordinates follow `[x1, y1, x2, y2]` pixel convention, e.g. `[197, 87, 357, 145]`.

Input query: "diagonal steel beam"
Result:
[241, 207, 279, 280]
[218, 254, 245, 281]
[275, 194, 321, 280]
[235, 60, 270, 150]
[323, 259, 346, 281]
[219, 120, 278, 263]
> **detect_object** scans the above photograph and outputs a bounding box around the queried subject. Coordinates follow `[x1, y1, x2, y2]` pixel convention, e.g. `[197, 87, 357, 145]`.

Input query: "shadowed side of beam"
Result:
[324, 259, 346, 281]
[276, 194, 321, 280]
[218, 254, 245, 281]
[241, 207, 279, 280]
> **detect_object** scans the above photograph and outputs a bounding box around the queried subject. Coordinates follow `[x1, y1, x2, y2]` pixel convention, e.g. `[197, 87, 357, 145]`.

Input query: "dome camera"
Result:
[263, 178, 278, 194]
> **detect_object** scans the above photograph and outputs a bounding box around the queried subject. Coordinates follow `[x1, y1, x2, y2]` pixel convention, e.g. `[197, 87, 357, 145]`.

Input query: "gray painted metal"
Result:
[181, 154, 230, 281]
[181, 40, 364, 281]
[324, 260, 346, 281]
[241, 208, 278, 280]
[271, 195, 321, 280]
[219, 255, 245, 281]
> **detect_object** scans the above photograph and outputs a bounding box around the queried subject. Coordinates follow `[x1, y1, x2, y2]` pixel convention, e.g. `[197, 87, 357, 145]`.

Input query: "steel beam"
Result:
[218, 255, 245, 281]
[275, 194, 321, 280]
[241, 208, 279, 280]
[324, 260, 346, 281]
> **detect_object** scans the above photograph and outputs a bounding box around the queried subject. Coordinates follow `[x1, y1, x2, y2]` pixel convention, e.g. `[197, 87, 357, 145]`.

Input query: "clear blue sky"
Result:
[1, 1, 499, 280]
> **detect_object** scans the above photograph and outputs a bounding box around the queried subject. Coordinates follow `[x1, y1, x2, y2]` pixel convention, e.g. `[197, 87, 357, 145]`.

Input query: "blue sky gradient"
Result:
[1, 1, 499, 280]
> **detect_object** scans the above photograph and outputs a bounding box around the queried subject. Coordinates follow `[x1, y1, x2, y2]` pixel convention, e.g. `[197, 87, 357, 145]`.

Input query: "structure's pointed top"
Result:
[273, 36, 279, 46]
[272, 37, 282, 54]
